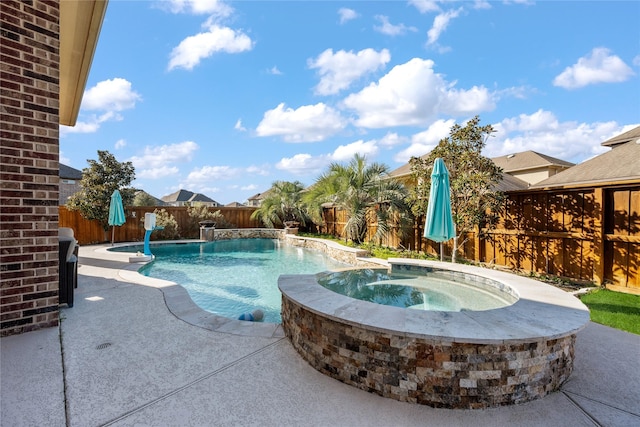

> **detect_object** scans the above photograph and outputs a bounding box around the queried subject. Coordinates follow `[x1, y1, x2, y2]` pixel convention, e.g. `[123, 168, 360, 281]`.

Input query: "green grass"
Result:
[579, 289, 640, 335]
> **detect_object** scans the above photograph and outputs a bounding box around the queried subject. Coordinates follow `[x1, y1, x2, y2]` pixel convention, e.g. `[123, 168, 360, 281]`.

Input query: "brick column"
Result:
[1, 0, 60, 336]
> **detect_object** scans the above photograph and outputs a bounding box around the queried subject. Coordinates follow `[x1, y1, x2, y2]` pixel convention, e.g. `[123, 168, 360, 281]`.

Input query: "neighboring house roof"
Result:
[389, 150, 573, 179]
[135, 190, 165, 206]
[387, 153, 532, 192]
[495, 173, 530, 192]
[247, 188, 273, 201]
[225, 202, 245, 207]
[531, 140, 640, 188]
[388, 157, 420, 179]
[491, 151, 574, 174]
[59, 164, 83, 180]
[601, 125, 640, 148]
[161, 189, 218, 204]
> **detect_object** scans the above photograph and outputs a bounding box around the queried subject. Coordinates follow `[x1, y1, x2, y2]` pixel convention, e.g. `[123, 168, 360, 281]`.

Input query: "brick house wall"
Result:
[1, 0, 60, 336]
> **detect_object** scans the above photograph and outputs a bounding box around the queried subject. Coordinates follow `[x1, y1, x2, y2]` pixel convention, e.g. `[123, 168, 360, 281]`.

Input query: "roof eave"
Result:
[529, 177, 640, 191]
[59, 0, 109, 127]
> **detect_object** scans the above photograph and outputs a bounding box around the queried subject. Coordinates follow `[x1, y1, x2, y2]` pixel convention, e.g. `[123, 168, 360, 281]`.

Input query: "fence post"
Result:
[593, 187, 605, 286]
[474, 225, 481, 263]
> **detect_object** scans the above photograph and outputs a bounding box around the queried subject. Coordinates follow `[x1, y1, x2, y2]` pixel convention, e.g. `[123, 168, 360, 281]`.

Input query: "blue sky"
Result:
[60, 0, 640, 205]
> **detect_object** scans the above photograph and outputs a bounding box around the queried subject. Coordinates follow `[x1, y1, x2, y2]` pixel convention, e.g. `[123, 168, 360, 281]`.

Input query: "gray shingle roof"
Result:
[491, 151, 574, 173]
[247, 188, 273, 201]
[59, 163, 83, 180]
[531, 140, 640, 188]
[389, 150, 574, 179]
[494, 173, 530, 192]
[161, 189, 217, 204]
[601, 125, 640, 148]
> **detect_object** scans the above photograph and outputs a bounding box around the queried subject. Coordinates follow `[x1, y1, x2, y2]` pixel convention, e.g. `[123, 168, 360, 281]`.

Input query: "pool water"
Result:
[129, 239, 348, 323]
[318, 268, 516, 311]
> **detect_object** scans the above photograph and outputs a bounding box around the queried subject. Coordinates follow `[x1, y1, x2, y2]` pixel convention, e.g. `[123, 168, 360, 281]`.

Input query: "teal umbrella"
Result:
[108, 189, 126, 245]
[423, 158, 455, 261]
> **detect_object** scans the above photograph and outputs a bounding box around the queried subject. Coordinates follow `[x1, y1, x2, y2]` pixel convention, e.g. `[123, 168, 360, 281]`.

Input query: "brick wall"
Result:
[1, 0, 60, 336]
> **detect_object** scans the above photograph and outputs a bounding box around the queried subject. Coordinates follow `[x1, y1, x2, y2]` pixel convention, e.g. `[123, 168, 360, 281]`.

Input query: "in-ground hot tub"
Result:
[278, 258, 590, 409]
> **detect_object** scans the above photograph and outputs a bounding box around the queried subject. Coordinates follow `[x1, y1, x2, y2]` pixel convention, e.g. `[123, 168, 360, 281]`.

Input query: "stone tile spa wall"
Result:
[282, 297, 576, 409]
[211, 230, 380, 267]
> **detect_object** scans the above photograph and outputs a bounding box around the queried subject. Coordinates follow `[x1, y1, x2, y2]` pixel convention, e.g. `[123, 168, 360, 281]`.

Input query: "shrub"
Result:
[186, 204, 236, 237]
[150, 208, 180, 240]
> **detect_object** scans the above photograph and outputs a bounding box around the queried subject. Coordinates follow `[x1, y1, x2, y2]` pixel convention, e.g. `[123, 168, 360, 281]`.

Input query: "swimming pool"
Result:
[116, 239, 348, 323]
[280, 259, 590, 409]
[317, 268, 517, 311]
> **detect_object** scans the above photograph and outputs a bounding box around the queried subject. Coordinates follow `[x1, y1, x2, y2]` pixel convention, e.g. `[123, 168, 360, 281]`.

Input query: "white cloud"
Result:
[256, 102, 347, 142]
[234, 119, 246, 131]
[165, 0, 232, 16]
[486, 110, 633, 162]
[60, 111, 123, 136]
[427, 8, 463, 46]
[183, 164, 268, 190]
[342, 58, 495, 128]
[309, 48, 391, 96]
[60, 120, 101, 135]
[59, 151, 71, 165]
[186, 165, 240, 182]
[82, 78, 141, 111]
[409, 0, 440, 14]
[168, 25, 253, 71]
[129, 141, 199, 179]
[197, 186, 221, 195]
[61, 78, 141, 135]
[245, 165, 270, 176]
[332, 139, 379, 162]
[137, 166, 180, 179]
[553, 47, 635, 89]
[276, 139, 381, 176]
[115, 139, 127, 149]
[267, 66, 282, 75]
[276, 153, 330, 176]
[338, 7, 358, 24]
[241, 184, 258, 191]
[379, 132, 408, 147]
[472, 1, 492, 10]
[633, 55, 640, 67]
[394, 119, 455, 162]
[496, 85, 535, 100]
[374, 15, 417, 36]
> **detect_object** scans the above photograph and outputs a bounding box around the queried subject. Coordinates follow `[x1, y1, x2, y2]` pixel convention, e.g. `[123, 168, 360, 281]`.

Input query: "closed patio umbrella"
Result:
[423, 158, 455, 261]
[108, 189, 126, 245]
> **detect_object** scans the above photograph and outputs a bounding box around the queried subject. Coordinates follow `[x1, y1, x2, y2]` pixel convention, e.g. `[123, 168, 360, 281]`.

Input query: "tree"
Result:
[409, 116, 504, 262]
[132, 191, 159, 206]
[304, 154, 412, 244]
[66, 150, 136, 231]
[250, 181, 310, 228]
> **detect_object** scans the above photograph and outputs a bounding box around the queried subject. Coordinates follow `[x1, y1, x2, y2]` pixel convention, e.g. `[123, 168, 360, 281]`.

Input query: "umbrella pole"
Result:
[440, 242, 443, 261]
[111, 226, 114, 246]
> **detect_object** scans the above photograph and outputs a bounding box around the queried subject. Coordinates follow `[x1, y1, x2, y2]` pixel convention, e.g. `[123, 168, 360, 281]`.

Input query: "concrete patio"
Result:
[2, 244, 639, 427]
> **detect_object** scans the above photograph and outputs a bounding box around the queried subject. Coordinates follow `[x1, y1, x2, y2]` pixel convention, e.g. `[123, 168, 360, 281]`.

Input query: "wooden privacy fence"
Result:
[59, 206, 261, 245]
[320, 185, 640, 294]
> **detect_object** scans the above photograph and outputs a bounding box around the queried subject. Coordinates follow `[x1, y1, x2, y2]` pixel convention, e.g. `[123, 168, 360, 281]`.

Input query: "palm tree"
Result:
[250, 181, 310, 228]
[305, 154, 412, 244]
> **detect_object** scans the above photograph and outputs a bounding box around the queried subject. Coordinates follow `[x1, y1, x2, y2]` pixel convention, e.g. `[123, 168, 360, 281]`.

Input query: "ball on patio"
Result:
[237, 309, 264, 322]
[238, 312, 254, 321]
